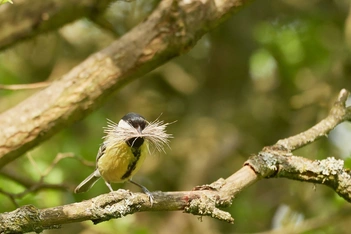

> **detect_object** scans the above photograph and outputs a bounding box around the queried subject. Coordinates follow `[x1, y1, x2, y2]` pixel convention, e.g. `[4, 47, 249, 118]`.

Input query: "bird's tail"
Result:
[74, 170, 100, 193]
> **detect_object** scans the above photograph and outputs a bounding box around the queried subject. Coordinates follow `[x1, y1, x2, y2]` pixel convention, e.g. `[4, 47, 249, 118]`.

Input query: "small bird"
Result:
[74, 112, 172, 203]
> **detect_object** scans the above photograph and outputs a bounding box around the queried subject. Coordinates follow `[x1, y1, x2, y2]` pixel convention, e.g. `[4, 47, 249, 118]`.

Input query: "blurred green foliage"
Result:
[0, 0, 12, 5]
[1, 0, 351, 233]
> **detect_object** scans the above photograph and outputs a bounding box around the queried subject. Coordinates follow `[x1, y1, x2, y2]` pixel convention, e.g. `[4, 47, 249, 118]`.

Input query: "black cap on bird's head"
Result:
[122, 112, 147, 133]
[121, 112, 147, 148]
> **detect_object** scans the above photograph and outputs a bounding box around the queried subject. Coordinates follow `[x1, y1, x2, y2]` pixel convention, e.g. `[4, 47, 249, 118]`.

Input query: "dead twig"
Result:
[0, 82, 50, 90]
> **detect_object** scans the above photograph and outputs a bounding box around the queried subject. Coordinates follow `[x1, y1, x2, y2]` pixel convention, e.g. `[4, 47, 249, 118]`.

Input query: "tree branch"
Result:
[276, 89, 351, 152]
[245, 89, 351, 200]
[0, 0, 250, 168]
[0, 166, 258, 233]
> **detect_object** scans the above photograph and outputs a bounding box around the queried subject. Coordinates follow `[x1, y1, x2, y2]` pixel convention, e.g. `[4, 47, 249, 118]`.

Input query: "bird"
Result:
[74, 112, 172, 204]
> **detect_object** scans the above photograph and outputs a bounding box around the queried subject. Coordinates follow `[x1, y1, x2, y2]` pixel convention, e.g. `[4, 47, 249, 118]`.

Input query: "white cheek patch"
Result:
[118, 119, 133, 129]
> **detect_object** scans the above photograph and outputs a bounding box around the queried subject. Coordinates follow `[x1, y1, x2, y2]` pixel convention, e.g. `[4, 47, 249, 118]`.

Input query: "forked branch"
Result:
[246, 89, 351, 200]
[0, 89, 350, 233]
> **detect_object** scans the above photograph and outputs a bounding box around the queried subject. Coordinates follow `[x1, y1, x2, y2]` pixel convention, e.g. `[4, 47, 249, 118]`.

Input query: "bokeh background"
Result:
[1, 0, 351, 233]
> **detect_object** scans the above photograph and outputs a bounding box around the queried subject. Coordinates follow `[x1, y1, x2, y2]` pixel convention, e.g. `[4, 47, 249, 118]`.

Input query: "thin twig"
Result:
[0, 82, 50, 90]
[0, 153, 74, 206]
[276, 89, 351, 152]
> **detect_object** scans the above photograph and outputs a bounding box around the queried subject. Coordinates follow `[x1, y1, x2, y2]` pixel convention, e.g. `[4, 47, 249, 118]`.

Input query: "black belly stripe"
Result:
[121, 147, 141, 180]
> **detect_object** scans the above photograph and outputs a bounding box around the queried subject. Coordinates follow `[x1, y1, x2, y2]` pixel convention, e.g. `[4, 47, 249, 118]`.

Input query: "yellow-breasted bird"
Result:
[74, 112, 172, 203]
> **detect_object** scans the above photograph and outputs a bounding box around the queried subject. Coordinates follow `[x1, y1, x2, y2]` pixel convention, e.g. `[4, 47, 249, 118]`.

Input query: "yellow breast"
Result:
[97, 140, 148, 183]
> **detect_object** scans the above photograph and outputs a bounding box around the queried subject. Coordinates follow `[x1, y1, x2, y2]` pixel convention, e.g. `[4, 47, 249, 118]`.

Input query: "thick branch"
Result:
[0, 0, 113, 50]
[247, 151, 351, 201]
[0, 0, 250, 168]
[277, 155, 351, 202]
[0, 166, 258, 233]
